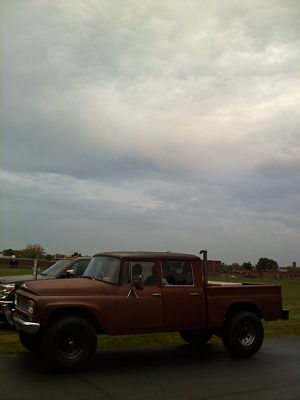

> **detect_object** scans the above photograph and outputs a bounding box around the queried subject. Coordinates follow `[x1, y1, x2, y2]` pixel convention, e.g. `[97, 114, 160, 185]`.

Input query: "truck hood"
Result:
[19, 277, 111, 296]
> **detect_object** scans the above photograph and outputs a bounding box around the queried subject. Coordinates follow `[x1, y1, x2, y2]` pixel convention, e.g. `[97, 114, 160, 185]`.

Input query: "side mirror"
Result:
[64, 269, 75, 278]
[133, 274, 144, 290]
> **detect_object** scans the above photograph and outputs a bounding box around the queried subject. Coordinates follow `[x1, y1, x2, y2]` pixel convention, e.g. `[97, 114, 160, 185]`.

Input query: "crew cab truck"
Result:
[12, 251, 288, 371]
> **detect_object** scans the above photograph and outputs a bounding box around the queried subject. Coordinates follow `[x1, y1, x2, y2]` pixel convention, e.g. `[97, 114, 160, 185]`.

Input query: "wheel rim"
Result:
[60, 332, 85, 359]
[238, 322, 256, 347]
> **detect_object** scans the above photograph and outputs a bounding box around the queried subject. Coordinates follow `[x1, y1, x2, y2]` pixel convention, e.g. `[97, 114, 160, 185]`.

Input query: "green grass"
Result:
[0, 326, 26, 354]
[0, 268, 32, 277]
[0, 275, 298, 354]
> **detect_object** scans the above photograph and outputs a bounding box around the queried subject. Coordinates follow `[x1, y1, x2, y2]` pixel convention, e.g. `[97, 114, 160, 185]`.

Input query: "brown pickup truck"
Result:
[12, 251, 288, 371]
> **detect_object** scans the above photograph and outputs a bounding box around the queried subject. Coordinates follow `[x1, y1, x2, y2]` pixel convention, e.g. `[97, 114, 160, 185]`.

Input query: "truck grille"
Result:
[16, 295, 32, 313]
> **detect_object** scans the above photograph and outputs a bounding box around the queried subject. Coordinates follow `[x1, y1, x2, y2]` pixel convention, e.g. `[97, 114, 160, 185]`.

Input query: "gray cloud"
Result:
[1, 0, 300, 265]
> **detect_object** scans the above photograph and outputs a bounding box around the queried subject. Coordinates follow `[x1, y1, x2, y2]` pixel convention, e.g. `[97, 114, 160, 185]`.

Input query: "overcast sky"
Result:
[1, 0, 299, 266]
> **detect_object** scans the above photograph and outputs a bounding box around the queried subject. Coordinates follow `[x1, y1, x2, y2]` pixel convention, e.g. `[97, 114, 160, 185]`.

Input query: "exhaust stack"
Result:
[200, 249, 208, 285]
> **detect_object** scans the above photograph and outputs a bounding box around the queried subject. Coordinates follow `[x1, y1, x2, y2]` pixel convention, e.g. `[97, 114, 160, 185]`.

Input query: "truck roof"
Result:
[93, 251, 200, 261]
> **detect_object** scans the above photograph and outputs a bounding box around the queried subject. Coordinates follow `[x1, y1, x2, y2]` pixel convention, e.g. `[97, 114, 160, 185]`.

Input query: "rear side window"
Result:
[161, 261, 194, 286]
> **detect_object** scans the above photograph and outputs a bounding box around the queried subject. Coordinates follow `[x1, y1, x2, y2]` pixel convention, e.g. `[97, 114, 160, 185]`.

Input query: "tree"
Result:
[2, 248, 16, 256]
[242, 261, 253, 271]
[231, 263, 242, 270]
[54, 253, 66, 260]
[256, 257, 279, 272]
[20, 243, 46, 259]
[221, 262, 242, 273]
[221, 262, 231, 272]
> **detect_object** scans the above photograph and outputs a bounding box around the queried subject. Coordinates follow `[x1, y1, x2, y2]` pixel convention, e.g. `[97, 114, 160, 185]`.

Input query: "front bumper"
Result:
[12, 312, 40, 334]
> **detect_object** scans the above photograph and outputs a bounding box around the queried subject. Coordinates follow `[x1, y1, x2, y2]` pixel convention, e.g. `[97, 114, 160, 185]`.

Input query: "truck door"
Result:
[161, 260, 205, 330]
[113, 260, 162, 333]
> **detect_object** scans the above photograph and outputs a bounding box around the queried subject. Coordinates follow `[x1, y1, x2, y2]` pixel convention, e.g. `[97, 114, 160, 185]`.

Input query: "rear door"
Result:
[161, 260, 205, 330]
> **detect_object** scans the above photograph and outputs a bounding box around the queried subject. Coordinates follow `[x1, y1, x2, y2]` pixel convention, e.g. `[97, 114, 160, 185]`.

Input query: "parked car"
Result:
[11, 250, 288, 371]
[0, 257, 91, 326]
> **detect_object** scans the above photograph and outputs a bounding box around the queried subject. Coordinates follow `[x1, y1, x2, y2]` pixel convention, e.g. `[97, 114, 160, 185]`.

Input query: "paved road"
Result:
[0, 336, 299, 400]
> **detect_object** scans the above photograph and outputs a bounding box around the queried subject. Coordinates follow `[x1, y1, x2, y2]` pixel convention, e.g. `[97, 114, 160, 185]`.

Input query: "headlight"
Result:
[27, 300, 35, 314]
[0, 284, 15, 299]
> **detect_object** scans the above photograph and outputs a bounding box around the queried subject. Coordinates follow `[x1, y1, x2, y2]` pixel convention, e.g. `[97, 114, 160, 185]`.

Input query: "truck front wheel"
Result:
[179, 329, 212, 346]
[222, 311, 264, 358]
[40, 315, 97, 371]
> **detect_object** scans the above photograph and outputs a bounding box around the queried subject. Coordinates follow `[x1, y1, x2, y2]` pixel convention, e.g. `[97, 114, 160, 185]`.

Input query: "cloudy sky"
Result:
[1, 0, 299, 266]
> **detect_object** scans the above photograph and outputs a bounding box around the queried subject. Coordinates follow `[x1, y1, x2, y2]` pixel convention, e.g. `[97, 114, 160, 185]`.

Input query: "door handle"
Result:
[190, 292, 200, 296]
[152, 293, 162, 297]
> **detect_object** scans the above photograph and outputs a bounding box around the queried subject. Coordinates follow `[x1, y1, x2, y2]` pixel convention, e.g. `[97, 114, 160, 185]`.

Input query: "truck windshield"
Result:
[83, 256, 120, 284]
[40, 259, 72, 276]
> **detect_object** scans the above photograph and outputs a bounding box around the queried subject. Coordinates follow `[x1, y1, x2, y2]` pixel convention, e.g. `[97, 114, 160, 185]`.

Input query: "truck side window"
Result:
[123, 261, 157, 286]
[123, 262, 131, 285]
[162, 261, 194, 286]
[144, 264, 157, 286]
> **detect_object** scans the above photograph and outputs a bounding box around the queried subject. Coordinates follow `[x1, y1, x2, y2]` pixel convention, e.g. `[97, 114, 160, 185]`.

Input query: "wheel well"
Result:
[225, 302, 262, 321]
[47, 307, 104, 334]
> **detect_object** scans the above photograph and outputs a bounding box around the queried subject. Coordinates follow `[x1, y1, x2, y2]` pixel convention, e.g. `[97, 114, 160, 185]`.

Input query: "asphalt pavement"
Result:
[0, 336, 299, 400]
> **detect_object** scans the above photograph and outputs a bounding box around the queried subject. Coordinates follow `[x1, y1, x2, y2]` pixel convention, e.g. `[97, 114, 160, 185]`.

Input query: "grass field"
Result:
[0, 268, 32, 277]
[0, 274, 298, 354]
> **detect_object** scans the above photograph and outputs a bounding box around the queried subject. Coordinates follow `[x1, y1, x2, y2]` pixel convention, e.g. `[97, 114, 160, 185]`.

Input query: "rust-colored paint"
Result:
[14, 251, 287, 335]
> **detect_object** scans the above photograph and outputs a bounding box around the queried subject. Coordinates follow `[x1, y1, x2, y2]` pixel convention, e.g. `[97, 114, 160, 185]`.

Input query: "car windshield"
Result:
[83, 256, 120, 284]
[41, 259, 72, 276]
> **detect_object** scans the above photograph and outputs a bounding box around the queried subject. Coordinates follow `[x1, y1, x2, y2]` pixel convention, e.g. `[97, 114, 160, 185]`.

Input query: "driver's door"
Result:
[113, 260, 162, 333]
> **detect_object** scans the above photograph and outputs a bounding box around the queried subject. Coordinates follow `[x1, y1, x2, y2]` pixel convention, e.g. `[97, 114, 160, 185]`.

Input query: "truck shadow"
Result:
[18, 342, 260, 376]
[92, 343, 225, 371]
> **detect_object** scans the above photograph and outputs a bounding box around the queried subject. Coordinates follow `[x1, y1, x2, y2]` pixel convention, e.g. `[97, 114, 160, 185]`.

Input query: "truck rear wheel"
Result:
[179, 329, 212, 346]
[222, 311, 264, 358]
[40, 315, 97, 371]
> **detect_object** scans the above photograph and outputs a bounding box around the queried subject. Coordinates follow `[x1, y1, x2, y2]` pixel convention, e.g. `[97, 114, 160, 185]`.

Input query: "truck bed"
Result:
[205, 280, 283, 327]
[207, 280, 245, 286]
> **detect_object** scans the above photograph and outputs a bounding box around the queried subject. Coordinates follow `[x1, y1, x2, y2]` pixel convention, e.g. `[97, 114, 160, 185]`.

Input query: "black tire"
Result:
[222, 311, 264, 358]
[179, 329, 212, 346]
[40, 316, 97, 372]
[19, 332, 41, 353]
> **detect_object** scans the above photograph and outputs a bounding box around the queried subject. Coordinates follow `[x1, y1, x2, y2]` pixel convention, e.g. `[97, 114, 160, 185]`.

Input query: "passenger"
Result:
[162, 263, 176, 285]
[132, 263, 142, 276]
[144, 265, 157, 286]
[181, 262, 193, 285]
